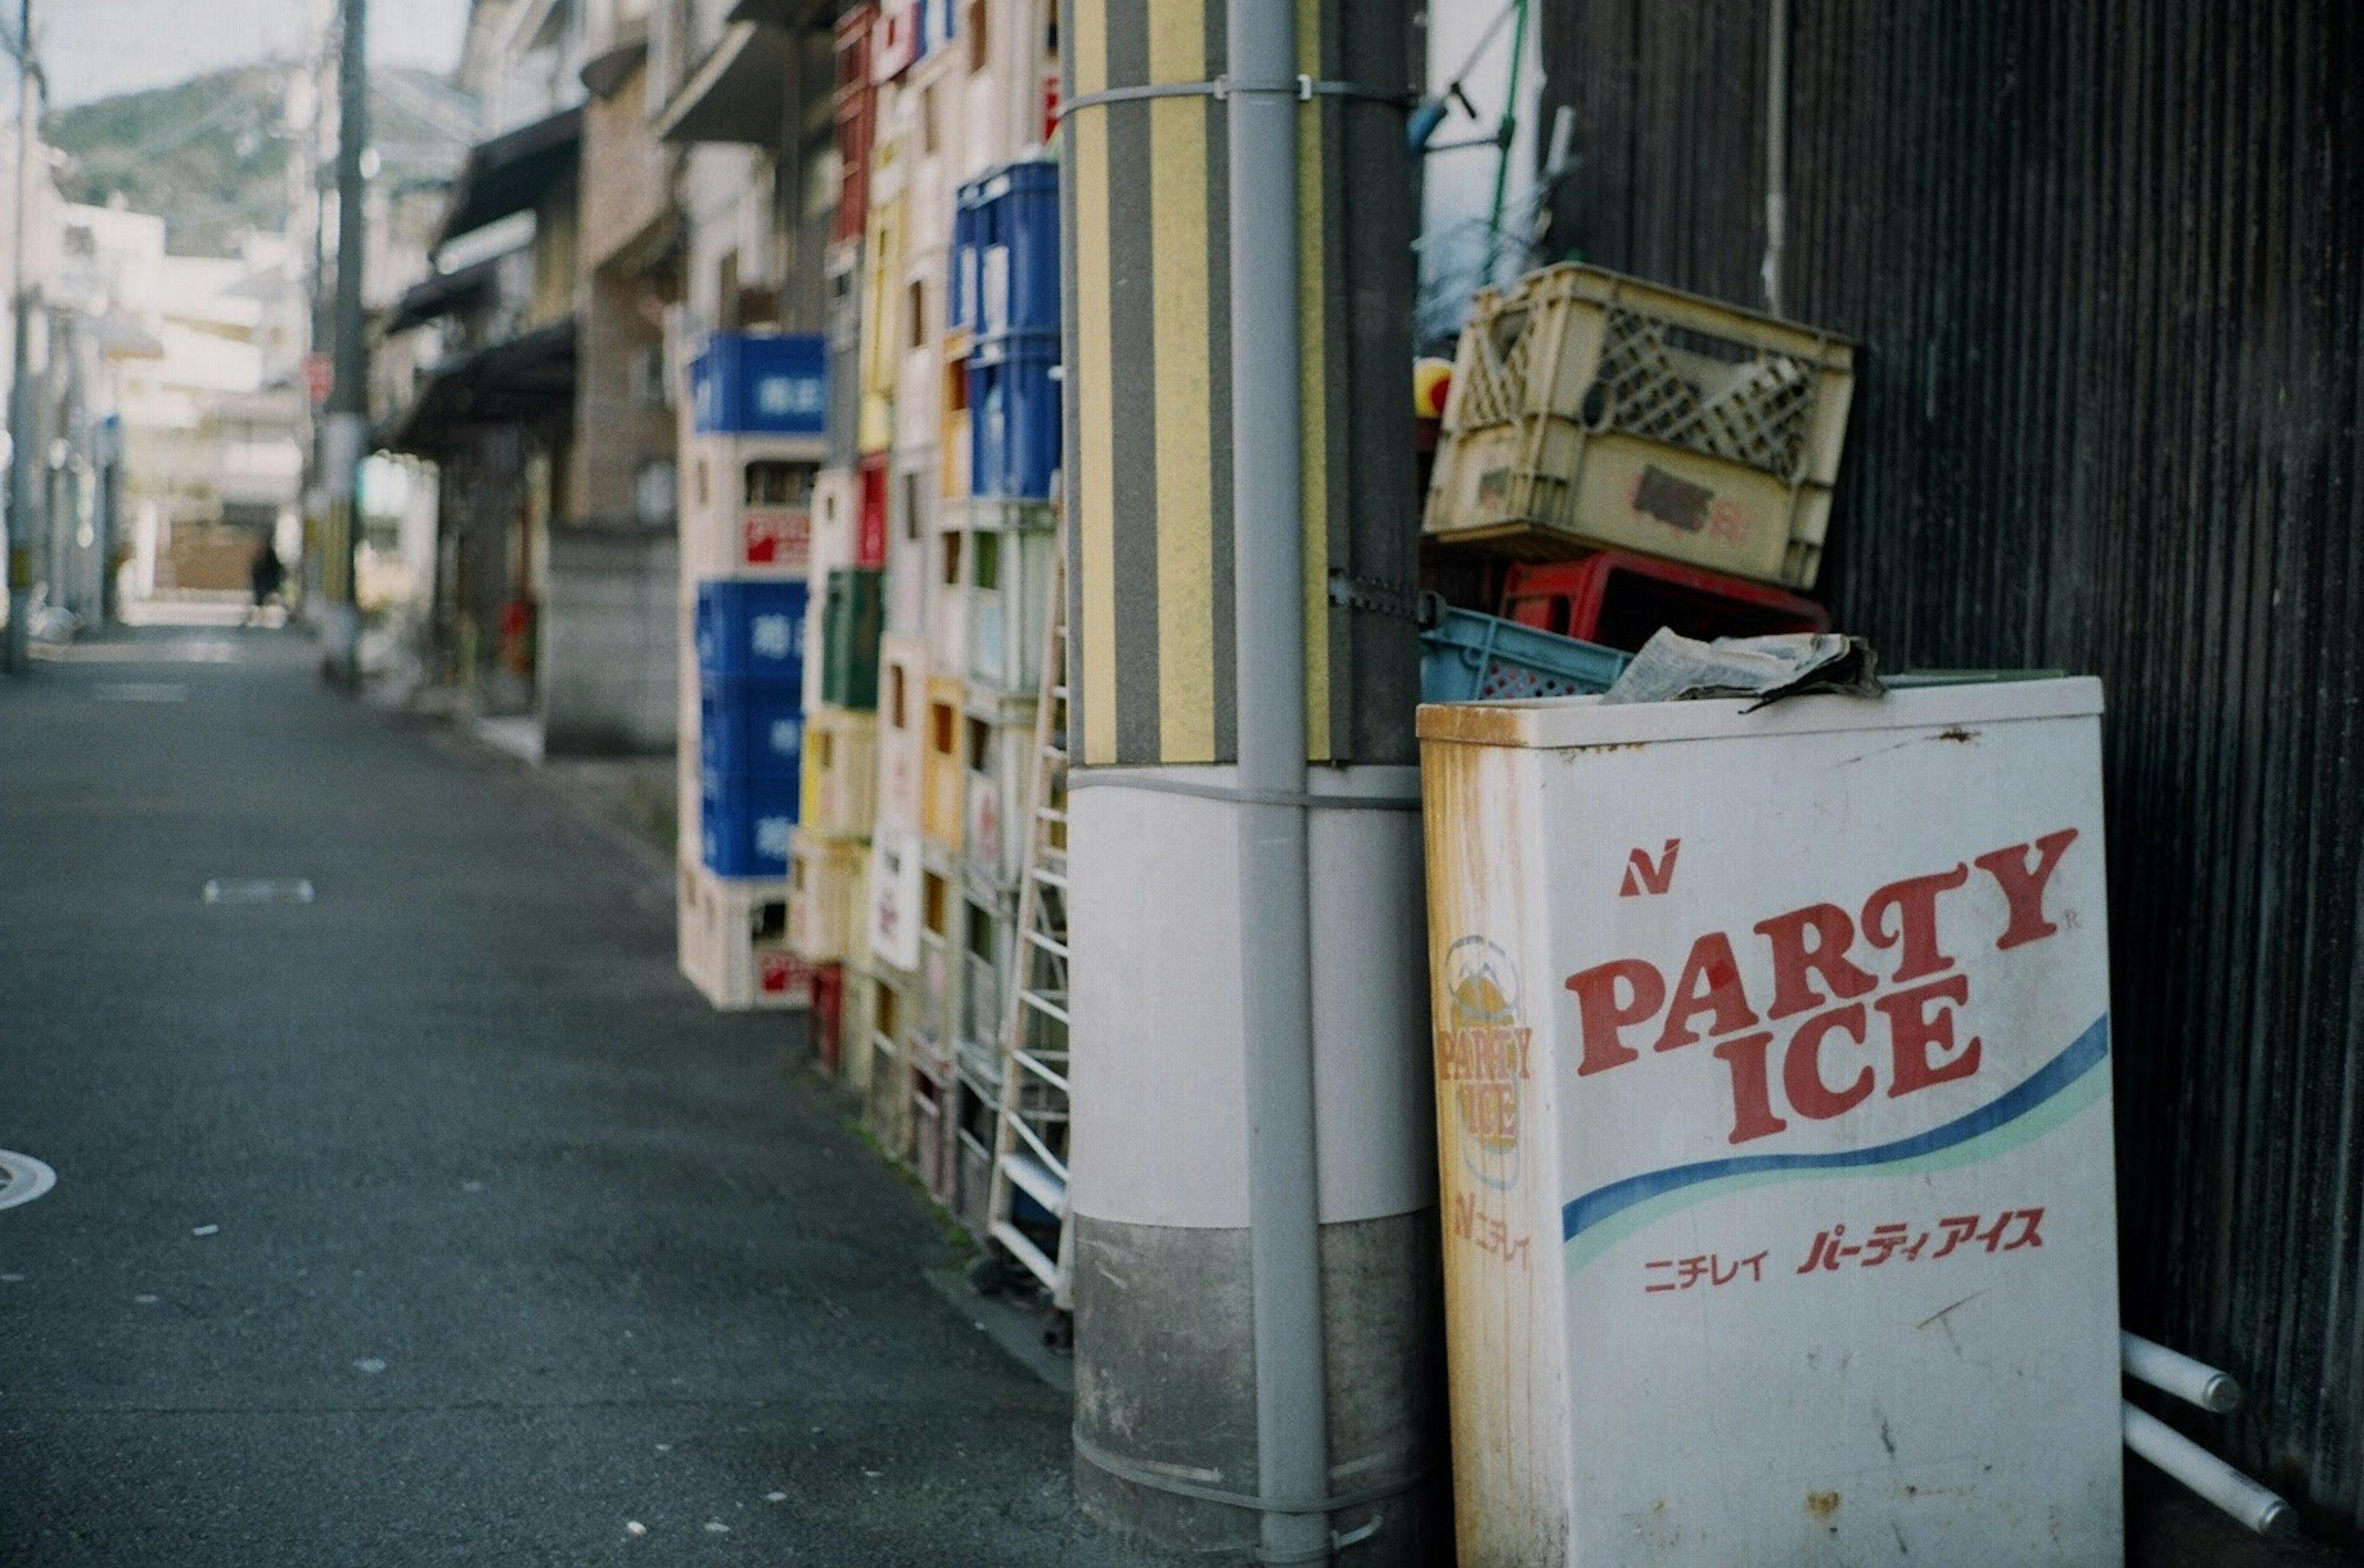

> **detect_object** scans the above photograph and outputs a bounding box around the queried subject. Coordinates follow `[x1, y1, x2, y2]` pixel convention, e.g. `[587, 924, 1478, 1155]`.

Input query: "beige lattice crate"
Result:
[1425, 263, 1855, 589]
[862, 962, 916, 1158]
[840, 958, 877, 1095]
[800, 706, 878, 838]
[787, 828, 868, 964]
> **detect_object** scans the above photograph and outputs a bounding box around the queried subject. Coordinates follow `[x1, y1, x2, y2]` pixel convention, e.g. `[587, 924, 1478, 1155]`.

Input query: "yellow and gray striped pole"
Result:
[1061, 2, 1441, 1560]
[1063, 0, 1421, 770]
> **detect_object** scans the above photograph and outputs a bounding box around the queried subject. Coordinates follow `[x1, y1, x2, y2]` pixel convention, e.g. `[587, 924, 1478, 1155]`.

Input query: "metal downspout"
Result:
[1761, 0, 1790, 315]
[1227, 1, 1331, 1562]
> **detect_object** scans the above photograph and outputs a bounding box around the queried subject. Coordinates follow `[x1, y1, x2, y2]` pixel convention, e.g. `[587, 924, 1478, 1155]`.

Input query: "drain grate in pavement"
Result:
[0, 1151, 57, 1212]
[203, 878, 315, 905]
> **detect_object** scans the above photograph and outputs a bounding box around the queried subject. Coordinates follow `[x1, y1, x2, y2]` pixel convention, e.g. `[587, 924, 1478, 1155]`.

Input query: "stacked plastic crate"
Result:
[677, 332, 830, 1008]
[830, 0, 1063, 1215]
[793, 6, 888, 1077]
[842, 0, 941, 1176]
[944, 156, 1058, 1236]
[1420, 263, 1857, 681]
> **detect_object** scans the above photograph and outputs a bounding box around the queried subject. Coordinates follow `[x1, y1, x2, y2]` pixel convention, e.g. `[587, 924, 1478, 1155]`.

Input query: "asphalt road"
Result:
[0, 625, 1173, 1567]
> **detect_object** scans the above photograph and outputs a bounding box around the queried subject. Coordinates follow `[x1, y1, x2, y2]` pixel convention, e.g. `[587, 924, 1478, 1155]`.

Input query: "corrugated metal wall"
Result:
[1540, 0, 2364, 1535]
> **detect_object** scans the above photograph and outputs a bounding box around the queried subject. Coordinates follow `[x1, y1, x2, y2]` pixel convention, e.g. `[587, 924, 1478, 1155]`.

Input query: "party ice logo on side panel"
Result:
[1439, 935, 1533, 1193]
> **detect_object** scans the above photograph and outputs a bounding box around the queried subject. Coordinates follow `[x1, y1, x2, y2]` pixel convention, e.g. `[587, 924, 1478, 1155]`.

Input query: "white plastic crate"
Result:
[800, 705, 879, 838]
[886, 462, 932, 637]
[681, 433, 827, 578]
[875, 634, 928, 832]
[965, 501, 1056, 694]
[1425, 263, 1855, 589]
[867, 824, 925, 973]
[788, 827, 868, 964]
[677, 861, 811, 1011]
[926, 525, 969, 675]
[955, 871, 1017, 1060]
[811, 465, 860, 578]
[960, 690, 1036, 890]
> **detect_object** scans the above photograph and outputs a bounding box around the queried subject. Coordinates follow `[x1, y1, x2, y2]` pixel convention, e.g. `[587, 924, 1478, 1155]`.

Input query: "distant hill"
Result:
[51, 62, 478, 257]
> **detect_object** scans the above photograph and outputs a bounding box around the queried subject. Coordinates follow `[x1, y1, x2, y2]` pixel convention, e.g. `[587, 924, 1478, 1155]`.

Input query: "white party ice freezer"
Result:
[1418, 678, 2122, 1566]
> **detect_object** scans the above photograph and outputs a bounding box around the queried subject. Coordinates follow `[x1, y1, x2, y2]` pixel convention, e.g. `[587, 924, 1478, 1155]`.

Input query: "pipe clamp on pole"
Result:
[1057, 76, 1415, 124]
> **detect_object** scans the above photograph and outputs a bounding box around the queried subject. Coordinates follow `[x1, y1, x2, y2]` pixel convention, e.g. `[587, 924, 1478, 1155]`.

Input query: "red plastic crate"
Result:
[856, 454, 888, 568]
[1500, 549, 1828, 653]
[811, 962, 845, 1074]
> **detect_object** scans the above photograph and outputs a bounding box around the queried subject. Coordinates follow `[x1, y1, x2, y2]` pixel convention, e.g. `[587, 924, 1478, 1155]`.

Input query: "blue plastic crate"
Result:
[950, 198, 985, 331]
[968, 332, 1061, 501]
[701, 770, 800, 878]
[691, 332, 828, 436]
[694, 579, 810, 682]
[699, 678, 805, 779]
[955, 161, 1059, 337]
[1420, 606, 1632, 702]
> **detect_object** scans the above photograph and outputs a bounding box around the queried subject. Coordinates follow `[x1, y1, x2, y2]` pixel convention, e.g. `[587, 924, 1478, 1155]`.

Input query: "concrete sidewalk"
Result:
[0, 624, 1174, 1568]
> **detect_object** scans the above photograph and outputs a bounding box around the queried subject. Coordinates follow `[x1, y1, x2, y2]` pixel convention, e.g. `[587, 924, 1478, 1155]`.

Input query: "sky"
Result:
[42, 0, 471, 106]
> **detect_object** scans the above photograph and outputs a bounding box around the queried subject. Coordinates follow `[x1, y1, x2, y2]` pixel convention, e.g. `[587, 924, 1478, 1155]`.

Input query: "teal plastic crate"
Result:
[1420, 606, 1632, 702]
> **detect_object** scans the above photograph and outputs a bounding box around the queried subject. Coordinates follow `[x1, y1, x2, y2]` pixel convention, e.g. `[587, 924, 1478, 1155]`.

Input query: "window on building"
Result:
[967, 0, 988, 72]
[971, 529, 1000, 591]
[939, 529, 962, 587]
[922, 82, 939, 155]
[965, 716, 990, 772]
[888, 663, 907, 729]
[633, 459, 676, 526]
[922, 870, 948, 935]
[908, 278, 926, 350]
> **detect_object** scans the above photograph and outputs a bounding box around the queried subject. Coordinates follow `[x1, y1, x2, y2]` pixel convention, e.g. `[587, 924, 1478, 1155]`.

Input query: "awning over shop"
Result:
[653, 23, 794, 145]
[385, 256, 501, 334]
[725, 0, 834, 25]
[380, 318, 577, 457]
[435, 107, 582, 252]
[579, 20, 649, 98]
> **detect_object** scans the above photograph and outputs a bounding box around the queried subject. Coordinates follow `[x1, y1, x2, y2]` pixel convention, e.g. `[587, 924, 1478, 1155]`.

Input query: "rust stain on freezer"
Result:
[1416, 701, 1533, 748]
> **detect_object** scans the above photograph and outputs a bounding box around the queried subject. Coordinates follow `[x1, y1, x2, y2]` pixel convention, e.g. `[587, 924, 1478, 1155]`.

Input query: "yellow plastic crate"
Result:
[920, 673, 967, 851]
[787, 827, 869, 964]
[1425, 264, 1855, 588]
[798, 706, 878, 839]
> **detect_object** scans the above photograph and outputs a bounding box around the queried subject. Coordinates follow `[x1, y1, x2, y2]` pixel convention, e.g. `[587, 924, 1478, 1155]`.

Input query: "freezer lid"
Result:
[1417, 675, 2104, 750]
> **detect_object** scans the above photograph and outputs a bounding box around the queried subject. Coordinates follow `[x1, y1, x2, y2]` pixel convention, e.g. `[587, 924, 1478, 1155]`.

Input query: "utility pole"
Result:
[323, 0, 367, 682]
[4, 0, 35, 674]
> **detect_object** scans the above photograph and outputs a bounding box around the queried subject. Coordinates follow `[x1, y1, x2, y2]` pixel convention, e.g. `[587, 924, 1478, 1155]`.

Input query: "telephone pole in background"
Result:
[321, 0, 368, 683]
[4, 0, 36, 675]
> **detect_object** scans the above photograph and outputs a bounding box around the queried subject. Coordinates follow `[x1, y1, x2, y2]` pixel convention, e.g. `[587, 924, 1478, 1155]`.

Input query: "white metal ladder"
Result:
[985, 512, 1073, 1307]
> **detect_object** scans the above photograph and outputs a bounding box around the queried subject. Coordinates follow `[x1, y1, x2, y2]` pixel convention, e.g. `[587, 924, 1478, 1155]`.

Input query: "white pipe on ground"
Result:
[2122, 1331, 2243, 1413]
[2122, 1402, 2295, 1538]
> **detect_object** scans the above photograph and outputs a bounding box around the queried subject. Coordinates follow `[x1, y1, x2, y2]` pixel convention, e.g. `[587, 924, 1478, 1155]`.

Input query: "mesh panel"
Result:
[1594, 306, 1817, 476]
[1477, 662, 1597, 701]
[1459, 304, 1533, 428]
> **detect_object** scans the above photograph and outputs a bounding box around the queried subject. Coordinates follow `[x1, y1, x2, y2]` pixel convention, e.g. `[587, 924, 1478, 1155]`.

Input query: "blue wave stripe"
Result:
[1561, 1014, 2111, 1243]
